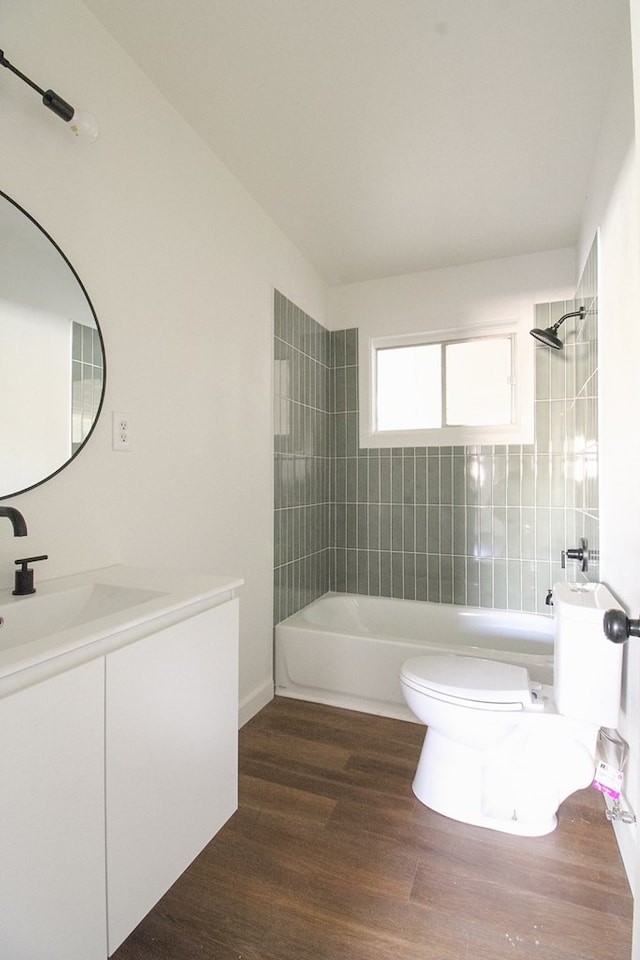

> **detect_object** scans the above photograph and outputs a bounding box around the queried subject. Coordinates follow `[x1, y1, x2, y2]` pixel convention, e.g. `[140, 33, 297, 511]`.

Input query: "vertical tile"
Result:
[521, 561, 536, 612]
[346, 363, 358, 412]
[357, 551, 369, 595]
[491, 455, 507, 506]
[392, 456, 404, 503]
[334, 547, 346, 592]
[357, 456, 368, 502]
[403, 506, 415, 553]
[506, 453, 521, 505]
[465, 557, 480, 607]
[535, 455, 550, 507]
[368, 504, 380, 551]
[453, 556, 467, 606]
[479, 559, 494, 608]
[522, 506, 536, 560]
[465, 455, 479, 506]
[403, 453, 416, 503]
[379, 551, 392, 597]
[428, 457, 441, 503]
[535, 507, 551, 561]
[368, 457, 380, 502]
[369, 550, 380, 597]
[493, 559, 507, 609]
[507, 560, 522, 610]
[391, 504, 404, 551]
[415, 505, 427, 554]
[379, 456, 391, 502]
[452, 455, 466, 505]
[404, 554, 416, 600]
[357, 503, 368, 550]
[333, 329, 346, 368]
[428, 554, 441, 602]
[346, 503, 357, 548]
[392, 553, 404, 599]
[493, 506, 507, 558]
[415, 456, 427, 504]
[521, 456, 535, 506]
[428, 504, 440, 554]
[415, 554, 428, 602]
[440, 555, 453, 604]
[346, 457, 358, 503]
[479, 506, 492, 559]
[465, 505, 479, 560]
[379, 504, 391, 551]
[440, 455, 453, 503]
[506, 507, 521, 559]
[453, 504, 466, 557]
[535, 342, 551, 401]
[345, 327, 358, 366]
[440, 505, 453, 556]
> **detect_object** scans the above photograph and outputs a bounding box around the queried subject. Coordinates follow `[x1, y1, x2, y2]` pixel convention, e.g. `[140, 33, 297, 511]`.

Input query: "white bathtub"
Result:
[275, 593, 555, 722]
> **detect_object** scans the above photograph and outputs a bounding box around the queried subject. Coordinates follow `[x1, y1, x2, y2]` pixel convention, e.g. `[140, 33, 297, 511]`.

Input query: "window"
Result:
[360, 323, 533, 448]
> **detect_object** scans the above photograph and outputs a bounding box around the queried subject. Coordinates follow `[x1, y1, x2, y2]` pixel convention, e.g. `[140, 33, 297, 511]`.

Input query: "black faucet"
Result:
[0, 506, 27, 537]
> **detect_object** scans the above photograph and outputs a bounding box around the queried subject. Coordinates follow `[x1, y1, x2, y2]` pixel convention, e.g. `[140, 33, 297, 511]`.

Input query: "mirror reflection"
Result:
[0, 191, 105, 499]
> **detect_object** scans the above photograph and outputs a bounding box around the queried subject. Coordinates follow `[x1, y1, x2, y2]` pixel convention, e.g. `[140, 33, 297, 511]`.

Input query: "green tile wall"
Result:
[274, 239, 598, 621]
[273, 290, 332, 623]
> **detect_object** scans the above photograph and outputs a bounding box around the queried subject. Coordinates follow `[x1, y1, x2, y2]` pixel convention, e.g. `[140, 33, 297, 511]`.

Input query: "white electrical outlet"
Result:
[112, 412, 132, 451]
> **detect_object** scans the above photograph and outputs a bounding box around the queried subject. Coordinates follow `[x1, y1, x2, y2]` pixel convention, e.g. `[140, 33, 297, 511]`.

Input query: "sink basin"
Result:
[0, 564, 243, 690]
[0, 582, 166, 651]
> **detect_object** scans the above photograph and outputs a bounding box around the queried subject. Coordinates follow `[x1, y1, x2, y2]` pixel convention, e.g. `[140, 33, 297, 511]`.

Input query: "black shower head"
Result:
[530, 306, 586, 350]
[530, 325, 564, 349]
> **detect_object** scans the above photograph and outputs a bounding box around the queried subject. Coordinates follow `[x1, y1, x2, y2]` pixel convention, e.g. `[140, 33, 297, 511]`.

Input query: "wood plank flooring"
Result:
[112, 697, 633, 960]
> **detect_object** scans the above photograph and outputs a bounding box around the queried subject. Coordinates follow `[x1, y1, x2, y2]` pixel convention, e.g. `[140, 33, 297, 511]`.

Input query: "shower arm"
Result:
[549, 307, 586, 334]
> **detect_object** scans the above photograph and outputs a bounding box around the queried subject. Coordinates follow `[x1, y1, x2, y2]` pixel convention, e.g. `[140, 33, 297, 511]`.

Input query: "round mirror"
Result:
[0, 191, 106, 500]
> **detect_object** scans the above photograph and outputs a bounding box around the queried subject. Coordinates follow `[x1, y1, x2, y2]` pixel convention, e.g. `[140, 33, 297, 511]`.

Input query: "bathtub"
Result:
[275, 593, 555, 722]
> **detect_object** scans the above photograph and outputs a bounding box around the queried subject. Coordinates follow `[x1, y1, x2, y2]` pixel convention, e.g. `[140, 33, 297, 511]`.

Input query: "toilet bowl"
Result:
[400, 582, 623, 836]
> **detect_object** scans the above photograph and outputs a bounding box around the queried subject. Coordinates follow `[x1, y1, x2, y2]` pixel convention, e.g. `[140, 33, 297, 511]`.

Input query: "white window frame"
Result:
[359, 320, 534, 448]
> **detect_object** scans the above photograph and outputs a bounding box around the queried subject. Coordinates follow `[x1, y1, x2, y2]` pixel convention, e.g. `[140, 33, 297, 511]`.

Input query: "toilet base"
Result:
[412, 724, 593, 837]
[412, 779, 558, 837]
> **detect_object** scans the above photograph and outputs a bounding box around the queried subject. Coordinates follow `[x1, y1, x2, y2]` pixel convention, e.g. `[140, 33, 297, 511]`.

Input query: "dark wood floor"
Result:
[113, 696, 633, 960]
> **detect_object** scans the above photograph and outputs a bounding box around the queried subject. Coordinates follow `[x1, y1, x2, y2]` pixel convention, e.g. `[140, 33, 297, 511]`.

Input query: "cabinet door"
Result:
[0, 659, 107, 960]
[106, 599, 239, 953]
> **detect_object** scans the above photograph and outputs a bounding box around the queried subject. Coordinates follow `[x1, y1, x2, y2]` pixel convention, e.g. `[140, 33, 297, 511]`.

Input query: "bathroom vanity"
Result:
[0, 565, 242, 959]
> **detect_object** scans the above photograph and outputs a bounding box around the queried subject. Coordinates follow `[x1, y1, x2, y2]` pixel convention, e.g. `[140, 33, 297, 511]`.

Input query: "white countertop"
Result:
[0, 564, 243, 697]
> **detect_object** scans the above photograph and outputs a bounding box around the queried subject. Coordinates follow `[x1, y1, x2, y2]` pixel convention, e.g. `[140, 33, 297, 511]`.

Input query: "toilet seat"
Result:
[401, 654, 533, 711]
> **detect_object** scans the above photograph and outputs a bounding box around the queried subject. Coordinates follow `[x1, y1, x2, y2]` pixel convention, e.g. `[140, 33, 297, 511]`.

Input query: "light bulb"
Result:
[67, 108, 100, 142]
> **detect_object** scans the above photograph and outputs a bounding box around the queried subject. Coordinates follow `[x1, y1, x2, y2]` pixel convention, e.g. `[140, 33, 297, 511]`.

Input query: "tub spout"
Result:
[0, 506, 27, 537]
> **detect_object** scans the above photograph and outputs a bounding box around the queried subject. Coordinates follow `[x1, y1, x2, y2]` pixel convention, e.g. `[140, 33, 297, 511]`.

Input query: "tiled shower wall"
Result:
[273, 290, 332, 623]
[274, 240, 598, 622]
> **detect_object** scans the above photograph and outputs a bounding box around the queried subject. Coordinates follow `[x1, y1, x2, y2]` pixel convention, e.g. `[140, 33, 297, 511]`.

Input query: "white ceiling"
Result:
[83, 0, 629, 285]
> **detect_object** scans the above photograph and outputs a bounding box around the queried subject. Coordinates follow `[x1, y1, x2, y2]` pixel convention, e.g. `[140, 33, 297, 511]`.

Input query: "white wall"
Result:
[328, 248, 575, 336]
[0, 0, 327, 723]
[599, 142, 640, 882]
[580, 10, 639, 889]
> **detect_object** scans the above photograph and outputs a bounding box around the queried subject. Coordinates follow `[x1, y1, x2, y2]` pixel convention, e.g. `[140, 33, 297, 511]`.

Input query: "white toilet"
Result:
[400, 582, 623, 836]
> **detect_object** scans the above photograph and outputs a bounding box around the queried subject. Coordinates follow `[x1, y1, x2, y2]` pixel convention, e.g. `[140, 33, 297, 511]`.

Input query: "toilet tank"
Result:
[553, 582, 623, 728]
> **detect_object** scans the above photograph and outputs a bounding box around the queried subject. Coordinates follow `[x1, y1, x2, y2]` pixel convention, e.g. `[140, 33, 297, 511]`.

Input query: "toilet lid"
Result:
[401, 654, 532, 707]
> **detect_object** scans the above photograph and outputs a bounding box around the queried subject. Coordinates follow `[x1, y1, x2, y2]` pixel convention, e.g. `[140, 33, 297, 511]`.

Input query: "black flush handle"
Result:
[603, 608, 640, 644]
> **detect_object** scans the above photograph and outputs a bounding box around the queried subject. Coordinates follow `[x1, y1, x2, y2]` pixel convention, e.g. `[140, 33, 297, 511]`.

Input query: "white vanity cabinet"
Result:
[0, 567, 241, 960]
[105, 598, 239, 953]
[0, 659, 107, 960]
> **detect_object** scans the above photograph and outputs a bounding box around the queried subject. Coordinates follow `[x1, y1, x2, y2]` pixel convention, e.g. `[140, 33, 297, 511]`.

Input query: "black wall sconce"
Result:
[0, 48, 99, 142]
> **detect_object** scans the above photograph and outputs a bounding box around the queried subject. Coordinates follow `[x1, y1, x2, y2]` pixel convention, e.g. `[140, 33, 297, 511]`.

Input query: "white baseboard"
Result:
[604, 791, 637, 890]
[238, 679, 274, 728]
